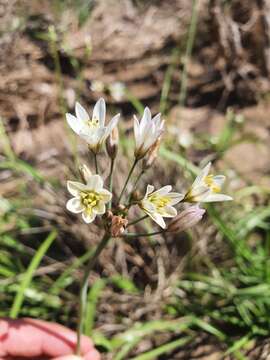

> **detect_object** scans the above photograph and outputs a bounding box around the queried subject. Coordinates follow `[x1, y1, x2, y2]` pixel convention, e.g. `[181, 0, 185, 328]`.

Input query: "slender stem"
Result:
[128, 214, 148, 227]
[118, 159, 139, 204]
[123, 230, 164, 238]
[108, 158, 115, 210]
[126, 169, 145, 205]
[94, 153, 99, 174]
[76, 233, 111, 355]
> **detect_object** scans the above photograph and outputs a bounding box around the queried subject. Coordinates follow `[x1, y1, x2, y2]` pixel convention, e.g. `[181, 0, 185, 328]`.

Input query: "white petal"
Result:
[141, 199, 156, 213]
[93, 202, 106, 215]
[86, 175, 103, 190]
[167, 192, 184, 205]
[66, 198, 84, 213]
[162, 205, 177, 217]
[80, 164, 92, 183]
[148, 212, 166, 229]
[103, 113, 120, 141]
[82, 211, 96, 224]
[145, 184, 155, 198]
[99, 189, 112, 202]
[67, 181, 87, 196]
[213, 175, 225, 188]
[186, 185, 211, 202]
[75, 102, 89, 122]
[193, 162, 212, 188]
[203, 194, 233, 202]
[93, 98, 106, 126]
[154, 185, 172, 196]
[140, 107, 151, 133]
[66, 113, 83, 135]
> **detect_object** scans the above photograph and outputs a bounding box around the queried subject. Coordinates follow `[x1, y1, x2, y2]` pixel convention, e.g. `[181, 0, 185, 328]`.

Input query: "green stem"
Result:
[118, 159, 139, 204]
[179, 0, 199, 106]
[76, 233, 111, 355]
[94, 153, 99, 174]
[108, 158, 115, 210]
[123, 230, 164, 238]
[128, 215, 148, 227]
[126, 169, 145, 205]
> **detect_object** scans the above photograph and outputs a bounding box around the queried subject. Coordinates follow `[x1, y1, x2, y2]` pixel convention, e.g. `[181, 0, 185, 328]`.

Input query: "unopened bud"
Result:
[167, 205, 205, 233]
[106, 126, 119, 159]
[142, 137, 161, 170]
[79, 164, 92, 184]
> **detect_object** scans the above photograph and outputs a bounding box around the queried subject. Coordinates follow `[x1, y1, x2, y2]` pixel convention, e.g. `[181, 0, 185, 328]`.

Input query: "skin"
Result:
[0, 319, 100, 360]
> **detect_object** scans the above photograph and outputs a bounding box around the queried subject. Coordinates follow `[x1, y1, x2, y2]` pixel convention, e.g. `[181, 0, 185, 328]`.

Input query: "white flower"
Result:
[66, 98, 120, 153]
[184, 162, 233, 203]
[140, 185, 184, 229]
[134, 107, 164, 159]
[66, 166, 112, 223]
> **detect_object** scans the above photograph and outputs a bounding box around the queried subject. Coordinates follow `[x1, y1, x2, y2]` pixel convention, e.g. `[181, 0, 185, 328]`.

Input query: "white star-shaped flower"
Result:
[184, 162, 233, 203]
[134, 107, 164, 159]
[66, 165, 112, 223]
[66, 98, 120, 153]
[140, 185, 183, 229]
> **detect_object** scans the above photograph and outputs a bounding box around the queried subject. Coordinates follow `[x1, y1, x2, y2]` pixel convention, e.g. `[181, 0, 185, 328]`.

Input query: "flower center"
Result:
[80, 191, 101, 213]
[204, 175, 220, 193]
[149, 195, 170, 211]
[87, 117, 99, 128]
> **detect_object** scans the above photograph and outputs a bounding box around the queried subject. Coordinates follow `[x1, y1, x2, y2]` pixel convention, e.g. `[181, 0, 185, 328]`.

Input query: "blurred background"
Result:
[0, 0, 270, 359]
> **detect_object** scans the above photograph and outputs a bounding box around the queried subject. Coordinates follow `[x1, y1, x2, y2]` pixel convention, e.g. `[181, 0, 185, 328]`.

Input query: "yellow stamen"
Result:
[204, 175, 220, 193]
[80, 191, 101, 214]
[148, 194, 170, 211]
[87, 117, 99, 128]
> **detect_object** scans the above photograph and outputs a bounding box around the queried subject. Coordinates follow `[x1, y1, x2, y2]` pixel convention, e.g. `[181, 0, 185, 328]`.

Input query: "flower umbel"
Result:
[134, 107, 164, 160]
[66, 166, 111, 223]
[140, 185, 184, 229]
[184, 162, 233, 203]
[66, 98, 119, 153]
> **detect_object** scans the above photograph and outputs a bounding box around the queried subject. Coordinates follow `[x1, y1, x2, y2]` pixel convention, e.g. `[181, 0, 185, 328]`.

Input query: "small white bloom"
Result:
[66, 166, 112, 224]
[109, 82, 126, 102]
[140, 185, 184, 229]
[66, 98, 120, 153]
[134, 107, 164, 159]
[184, 162, 233, 203]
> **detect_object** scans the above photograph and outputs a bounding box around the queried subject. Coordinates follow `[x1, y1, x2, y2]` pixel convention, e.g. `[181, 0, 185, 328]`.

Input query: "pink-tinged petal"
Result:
[75, 102, 89, 122]
[67, 181, 87, 196]
[66, 198, 84, 213]
[93, 98, 106, 126]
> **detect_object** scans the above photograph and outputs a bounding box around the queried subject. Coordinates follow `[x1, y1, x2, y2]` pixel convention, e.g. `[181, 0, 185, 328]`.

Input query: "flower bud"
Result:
[79, 164, 92, 184]
[142, 137, 161, 170]
[167, 205, 205, 233]
[106, 126, 119, 159]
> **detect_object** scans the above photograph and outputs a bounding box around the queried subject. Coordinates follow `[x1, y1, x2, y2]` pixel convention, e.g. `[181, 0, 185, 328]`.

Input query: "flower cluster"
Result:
[66, 98, 232, 236]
